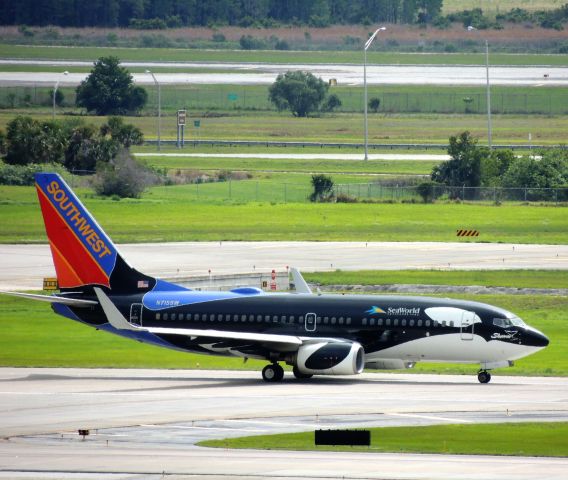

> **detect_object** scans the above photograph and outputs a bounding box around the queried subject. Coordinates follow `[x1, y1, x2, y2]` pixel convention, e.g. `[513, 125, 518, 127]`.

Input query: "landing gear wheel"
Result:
[478, 370, 491, 384]
[292, 365, 313, 380]
[262, 363, 284, 382]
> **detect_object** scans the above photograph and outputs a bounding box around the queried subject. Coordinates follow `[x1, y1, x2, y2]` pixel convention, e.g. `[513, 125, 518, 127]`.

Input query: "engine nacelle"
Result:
[365, 359, 416, 370]
[295, 341, 364, 376]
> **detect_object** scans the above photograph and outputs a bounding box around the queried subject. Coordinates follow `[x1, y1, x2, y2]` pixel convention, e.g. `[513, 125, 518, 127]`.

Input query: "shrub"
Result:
[309, 174, 334, 202]
[0, 162, 67, 186]
[322, 94, 342, 112]
[93, 149, 161, 198]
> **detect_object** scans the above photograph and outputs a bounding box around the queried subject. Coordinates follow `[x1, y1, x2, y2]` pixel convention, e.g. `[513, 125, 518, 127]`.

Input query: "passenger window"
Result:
[386, 319, 391, 326]
[273, 315, 278, 323]
[433, 320, 439, 327]
[441, 320, 447, 327]
[242, 315, 247, 322]
[450, 321, 454, 328]
[409, 319, 414, 327]
[339, 317, 344, 325]
[280, 315, 286, 323]
[417, 319, 422, 327]
[425, 320, 430, 327]
[163, 313, 168, 321]
[156, 313, 161, 320]
[290, 315, 295, 323]
[346, 317, 351, 325]
[401, 319, 407, 327]
[171, 313, 176, 321]
[370, 318, 375, 326]
[331, 317, 336, 324]
[324, 316, 329, 324]
[257, 315, 263, 322]
[362, 318, 367, 326]
[493, 318, 505, 328]
[394, 319, 399, 326]
[218, 314, 223, 322]
[299, 316, 304, 323]
[265, 315, 270, 322]
[378, 318, 383, 326]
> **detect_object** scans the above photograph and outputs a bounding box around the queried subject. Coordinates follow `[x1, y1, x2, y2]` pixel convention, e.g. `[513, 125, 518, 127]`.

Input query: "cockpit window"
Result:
[493, 316, 525, 328]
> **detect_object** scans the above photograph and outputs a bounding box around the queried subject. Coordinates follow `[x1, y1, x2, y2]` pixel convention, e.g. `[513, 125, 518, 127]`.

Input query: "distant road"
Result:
[134, 152, 450, 161]
[0, 60, 566, 86]
[1, 241, 567, 290]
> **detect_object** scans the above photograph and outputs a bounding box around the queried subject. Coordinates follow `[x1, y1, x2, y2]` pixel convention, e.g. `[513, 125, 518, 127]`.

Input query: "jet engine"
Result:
[294, 341, 364, 376]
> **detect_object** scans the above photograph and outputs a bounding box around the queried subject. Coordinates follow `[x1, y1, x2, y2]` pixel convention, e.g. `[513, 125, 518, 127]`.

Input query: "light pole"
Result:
[468, 26, 492, 149]
[364, 26, 386, 160]
[146, 69, 161, 151]
[52, 71, 68, 119]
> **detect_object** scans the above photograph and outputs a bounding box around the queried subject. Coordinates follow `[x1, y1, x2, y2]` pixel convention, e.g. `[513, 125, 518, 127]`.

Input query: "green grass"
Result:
[2, 44, 567, 66]
[443, 0, 564, 14]
[1, 110, 568, 146]
[137, 154, 437, 176]
[304, 270, 568, 289]
[198, 422, 568, 457]
[0, 293, 564, 376]
[1, 184, 567, 244]
[3, 83, 568, 117]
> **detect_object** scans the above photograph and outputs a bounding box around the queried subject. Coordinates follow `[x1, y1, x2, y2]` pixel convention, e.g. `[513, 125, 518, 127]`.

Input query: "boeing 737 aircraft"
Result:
[1, 173, 549, 383]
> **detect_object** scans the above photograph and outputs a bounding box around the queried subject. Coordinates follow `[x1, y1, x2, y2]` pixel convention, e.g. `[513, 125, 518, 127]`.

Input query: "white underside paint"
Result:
[364, 333, 543, 365]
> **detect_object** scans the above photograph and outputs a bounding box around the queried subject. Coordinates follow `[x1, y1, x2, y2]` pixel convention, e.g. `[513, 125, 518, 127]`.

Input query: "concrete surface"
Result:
[1, 242, 567, 290]
[0, 368, 567, 479]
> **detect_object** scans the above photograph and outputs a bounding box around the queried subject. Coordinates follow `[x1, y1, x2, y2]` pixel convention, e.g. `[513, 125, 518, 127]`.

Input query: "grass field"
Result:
[3, 83, 568, 117]
[1, 110, 567, 146]
[0, 293, 564, 376]
[2, 44, 567, 66]
[198, 422, 568, 457]
[1, 184, 567, 244]
[304, 270, 568, 289]
[443, 0, 565, 14]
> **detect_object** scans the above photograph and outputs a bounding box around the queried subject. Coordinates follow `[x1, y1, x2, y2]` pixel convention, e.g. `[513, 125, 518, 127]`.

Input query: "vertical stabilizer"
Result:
[35, 173, 155, 292]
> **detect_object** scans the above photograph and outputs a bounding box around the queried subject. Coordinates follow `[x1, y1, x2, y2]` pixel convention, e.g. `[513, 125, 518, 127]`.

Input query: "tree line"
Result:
[0, 0, 443, 28]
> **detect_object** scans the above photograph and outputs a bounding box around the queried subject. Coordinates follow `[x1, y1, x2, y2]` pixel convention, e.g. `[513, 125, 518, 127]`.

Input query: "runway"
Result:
[0, 368, 567, 479]
[1, 241, 567, 290]
[1, 60, 567, 86]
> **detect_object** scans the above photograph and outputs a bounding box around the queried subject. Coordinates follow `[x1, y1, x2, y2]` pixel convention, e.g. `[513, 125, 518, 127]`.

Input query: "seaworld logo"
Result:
[365, 306, 386, 315]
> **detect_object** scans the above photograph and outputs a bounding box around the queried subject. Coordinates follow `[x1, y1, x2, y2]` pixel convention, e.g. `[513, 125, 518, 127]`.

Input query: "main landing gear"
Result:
[262, 363, 284, 382]
[477, 370, 492, 384]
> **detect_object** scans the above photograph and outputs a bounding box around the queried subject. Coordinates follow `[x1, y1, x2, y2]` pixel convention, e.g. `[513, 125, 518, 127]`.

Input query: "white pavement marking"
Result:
[388, 412, 474, 423]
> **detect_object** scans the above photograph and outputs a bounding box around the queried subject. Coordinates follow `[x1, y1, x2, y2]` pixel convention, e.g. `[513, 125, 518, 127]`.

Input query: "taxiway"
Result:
[0, 368, 567, 479]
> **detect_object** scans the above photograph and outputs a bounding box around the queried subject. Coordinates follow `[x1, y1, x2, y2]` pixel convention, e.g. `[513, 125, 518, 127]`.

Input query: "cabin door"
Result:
[130, 303, 143, 326]
[460, 311, 475, 341]
[305, 312, 317, 332]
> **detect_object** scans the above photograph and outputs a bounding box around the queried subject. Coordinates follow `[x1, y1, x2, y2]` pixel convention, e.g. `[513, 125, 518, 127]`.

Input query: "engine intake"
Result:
[295, 341, 364, 376]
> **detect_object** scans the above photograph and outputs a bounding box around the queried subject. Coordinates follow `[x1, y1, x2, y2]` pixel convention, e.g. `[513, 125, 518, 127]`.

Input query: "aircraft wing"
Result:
[94, 287, 302, 347]
[0, 290, 98, 307]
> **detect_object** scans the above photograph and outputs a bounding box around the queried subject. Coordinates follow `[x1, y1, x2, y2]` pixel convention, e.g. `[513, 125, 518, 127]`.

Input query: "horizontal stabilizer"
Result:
[94, 288, 302, 346]
[290, 267, 312, 294]
[0, 290, 97, 307]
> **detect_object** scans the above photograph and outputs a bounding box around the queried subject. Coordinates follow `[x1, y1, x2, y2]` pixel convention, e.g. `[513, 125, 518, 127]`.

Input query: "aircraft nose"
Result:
[526, 328, 549, 347]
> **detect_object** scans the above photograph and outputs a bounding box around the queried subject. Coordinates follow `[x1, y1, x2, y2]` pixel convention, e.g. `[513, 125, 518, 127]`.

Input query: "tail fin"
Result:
[35, 173, 155, 293]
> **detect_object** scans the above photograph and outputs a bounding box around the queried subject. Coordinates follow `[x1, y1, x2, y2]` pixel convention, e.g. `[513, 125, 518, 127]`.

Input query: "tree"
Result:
[4, 116, 67, 165]
[269, 71, 328, 117]
[322, 93, 342, 112]
[75, 56, 147, 115]
[502, 149, 568, 190]
[431, 131, 486, 188]
[49, 88, 65, 107]
[309, 174, 334, 202]
[416, 181, 440, 203]
[64, 124, 118, 174]
[369, 97, 381, 113]
[102, 116, 144, 147]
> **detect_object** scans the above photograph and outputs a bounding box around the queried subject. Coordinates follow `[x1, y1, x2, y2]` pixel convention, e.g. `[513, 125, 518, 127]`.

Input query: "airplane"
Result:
[0, 173, 549, 384]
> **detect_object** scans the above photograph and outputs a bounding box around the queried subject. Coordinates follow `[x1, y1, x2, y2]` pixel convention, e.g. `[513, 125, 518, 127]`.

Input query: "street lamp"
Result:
[364, 26, 386, 160]
[467, 26, 492, 149]
[146, 69, 161, 151]
[52, 71, 68, 119]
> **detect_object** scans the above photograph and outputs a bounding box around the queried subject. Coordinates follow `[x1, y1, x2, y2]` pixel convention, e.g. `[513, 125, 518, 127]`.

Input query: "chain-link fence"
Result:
[2, 85, 568, 115]
[168, 180, 568, 204]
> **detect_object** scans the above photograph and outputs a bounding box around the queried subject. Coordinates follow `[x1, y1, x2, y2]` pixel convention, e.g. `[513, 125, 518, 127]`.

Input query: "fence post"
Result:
[256, 181, 259, 201]
[229, 179, 232, 199]
[284, 184, 287, 203]
[524, 188, 527, 202]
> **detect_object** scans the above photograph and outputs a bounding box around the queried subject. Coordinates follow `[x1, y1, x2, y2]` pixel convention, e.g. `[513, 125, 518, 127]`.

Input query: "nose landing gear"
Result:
[477, 370, 491, 384]
[262, 363, 284, 382]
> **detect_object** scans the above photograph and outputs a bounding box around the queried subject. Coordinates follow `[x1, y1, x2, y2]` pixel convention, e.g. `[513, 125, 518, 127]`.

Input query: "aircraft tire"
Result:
[477, 371, 491, 384]
[262, 363, 284, 382]
[292, 366, 313, 380]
